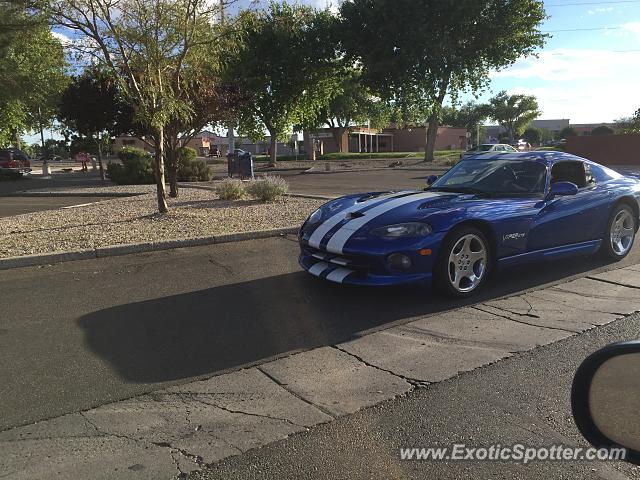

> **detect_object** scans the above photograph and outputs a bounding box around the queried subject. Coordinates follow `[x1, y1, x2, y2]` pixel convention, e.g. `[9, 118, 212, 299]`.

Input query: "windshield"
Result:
[431, 159, 547, 195]
[468, 145, 494, 152]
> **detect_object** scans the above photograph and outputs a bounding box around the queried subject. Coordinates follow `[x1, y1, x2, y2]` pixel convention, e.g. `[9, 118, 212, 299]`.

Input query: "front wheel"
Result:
[435, 227, 491, 298]
[601, 204, 636, 261]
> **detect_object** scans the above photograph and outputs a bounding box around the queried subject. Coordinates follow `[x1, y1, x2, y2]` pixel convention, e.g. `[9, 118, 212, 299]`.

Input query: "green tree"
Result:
[523, 127, 542, 146]
[224, 2, 340, 166]
[47, 0, 228, 212]
[614, 109, 640, 134]
[591, 125, 614, 135]
[317, 69, 390, 153]
[59, 69, 128, 180]
[487, 91, 540, 141]
[560, 126, 578, 138]
[340, 0, 546, 162]
[0, 2, 67, 148]
[441, 102, 489, 146]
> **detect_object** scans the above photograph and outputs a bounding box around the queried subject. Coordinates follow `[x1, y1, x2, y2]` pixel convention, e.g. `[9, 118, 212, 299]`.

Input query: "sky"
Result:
[35, 0, 640, 144]
[234, 0, 640, 123]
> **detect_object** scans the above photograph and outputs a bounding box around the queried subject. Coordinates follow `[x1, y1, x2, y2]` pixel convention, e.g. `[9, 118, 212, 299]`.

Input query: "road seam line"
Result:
[586, 275, 640, 290]
[472, 306, 580, 334]
[255, 367, 338, 420]
[330, 345, 429, 388]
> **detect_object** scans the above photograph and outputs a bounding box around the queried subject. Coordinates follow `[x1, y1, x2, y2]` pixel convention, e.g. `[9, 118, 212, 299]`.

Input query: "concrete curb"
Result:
[0, 227, 298, 271]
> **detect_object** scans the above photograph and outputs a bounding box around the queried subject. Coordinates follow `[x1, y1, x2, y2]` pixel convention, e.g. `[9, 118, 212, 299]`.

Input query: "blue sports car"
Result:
[299, 152, 640, 297]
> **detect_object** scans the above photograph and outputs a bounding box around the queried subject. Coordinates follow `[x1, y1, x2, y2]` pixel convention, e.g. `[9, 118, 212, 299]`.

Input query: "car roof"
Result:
[463, 150, 590, 167]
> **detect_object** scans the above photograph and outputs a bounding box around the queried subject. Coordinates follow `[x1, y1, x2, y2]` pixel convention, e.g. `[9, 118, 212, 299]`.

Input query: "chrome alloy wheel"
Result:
[610, 209, 635, 256]
[447, 234, 488, 293]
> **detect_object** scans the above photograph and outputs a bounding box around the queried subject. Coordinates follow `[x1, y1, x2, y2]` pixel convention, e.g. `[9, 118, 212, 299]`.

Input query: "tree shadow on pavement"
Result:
[77, 252, 621, 384]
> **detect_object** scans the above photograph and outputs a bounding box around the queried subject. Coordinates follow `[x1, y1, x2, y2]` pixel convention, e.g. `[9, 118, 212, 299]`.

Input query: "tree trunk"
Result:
[154, 129, 169, 213]
[13, 128, 21, 150]
[269, 134, 277, 167]
[332, 127, 347, 153]
[424, 75, 451, 162]
[96, 135, 105, 182]
[166, 143, 179, 198]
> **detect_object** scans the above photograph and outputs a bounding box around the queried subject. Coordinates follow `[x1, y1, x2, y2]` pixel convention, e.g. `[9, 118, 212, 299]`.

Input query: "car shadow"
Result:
[77, 253, 621, 384]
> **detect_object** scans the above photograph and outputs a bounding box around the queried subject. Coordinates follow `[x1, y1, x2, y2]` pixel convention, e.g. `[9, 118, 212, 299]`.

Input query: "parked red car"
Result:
[0, 148, 32, 176]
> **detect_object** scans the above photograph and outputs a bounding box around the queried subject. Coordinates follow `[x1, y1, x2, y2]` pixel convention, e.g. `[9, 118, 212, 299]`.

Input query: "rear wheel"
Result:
[601, 204, 636, 261]
[435, 226, 491, 298]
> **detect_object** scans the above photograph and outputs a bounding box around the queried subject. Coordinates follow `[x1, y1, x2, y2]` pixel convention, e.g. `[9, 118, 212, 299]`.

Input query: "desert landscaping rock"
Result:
[0, 188, 322, 259]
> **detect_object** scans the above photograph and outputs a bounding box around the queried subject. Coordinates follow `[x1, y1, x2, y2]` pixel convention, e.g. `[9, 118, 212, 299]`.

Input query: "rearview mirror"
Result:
[571, 341, 640, 465]
[546, 181, 578, 200]
[426, 175, 438, 186]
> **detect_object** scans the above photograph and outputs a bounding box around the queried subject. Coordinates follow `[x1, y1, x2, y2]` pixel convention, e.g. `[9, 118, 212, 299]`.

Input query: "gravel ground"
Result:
[0, 188, 322, 258]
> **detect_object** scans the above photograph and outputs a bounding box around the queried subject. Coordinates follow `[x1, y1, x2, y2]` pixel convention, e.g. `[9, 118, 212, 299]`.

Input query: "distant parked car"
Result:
[0, 148, 32, 176]
[511, 141, 531, 151]
[460, 143, 517, 159]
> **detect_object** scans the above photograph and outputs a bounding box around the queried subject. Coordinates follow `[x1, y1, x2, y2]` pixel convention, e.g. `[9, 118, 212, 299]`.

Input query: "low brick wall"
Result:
[566, 134, 640, 166]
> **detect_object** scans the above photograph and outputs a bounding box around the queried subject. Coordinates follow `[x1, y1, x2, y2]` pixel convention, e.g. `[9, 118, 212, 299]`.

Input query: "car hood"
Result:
[304, 189, 521, 239]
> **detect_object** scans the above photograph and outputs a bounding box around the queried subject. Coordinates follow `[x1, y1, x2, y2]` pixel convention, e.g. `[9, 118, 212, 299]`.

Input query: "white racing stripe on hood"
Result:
[325, 191, 440, 254]
[308, 191, 414, 249]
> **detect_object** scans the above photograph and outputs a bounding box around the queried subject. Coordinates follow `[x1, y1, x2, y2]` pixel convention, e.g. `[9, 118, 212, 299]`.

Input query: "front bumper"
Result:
[298, 233, 444, 287]
[299, 253, 432, 286]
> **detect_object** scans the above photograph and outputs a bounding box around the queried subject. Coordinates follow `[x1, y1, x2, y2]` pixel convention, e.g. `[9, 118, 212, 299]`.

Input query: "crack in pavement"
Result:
[527, 291, 627, 317]
[152, 442, 204, 468]
[483, 301, 542, 319]
[586, 275, 640, 290]
[472, 306, 580, 334]
[330, 345, 428, 388]
[175, 394, 308, 430]
[255, 367, 338, 420]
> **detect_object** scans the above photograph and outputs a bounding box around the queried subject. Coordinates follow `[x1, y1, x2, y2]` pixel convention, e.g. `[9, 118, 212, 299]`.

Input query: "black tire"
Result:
[434, 226, 492, 298]
[600, 204, 637, 261]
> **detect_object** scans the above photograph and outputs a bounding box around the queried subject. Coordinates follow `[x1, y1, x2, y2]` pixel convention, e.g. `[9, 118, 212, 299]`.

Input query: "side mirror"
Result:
[426, 175, 439, 186]
[571, 341, 640, 465]
[546, 181, 578, 201]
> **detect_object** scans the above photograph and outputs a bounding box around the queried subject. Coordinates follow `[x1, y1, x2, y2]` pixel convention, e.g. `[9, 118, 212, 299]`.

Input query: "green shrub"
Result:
[246, 176, 289, 202]
[107, 147, 155, 184]
[177, 147, 211, 182]
[215, 178, 245, 200]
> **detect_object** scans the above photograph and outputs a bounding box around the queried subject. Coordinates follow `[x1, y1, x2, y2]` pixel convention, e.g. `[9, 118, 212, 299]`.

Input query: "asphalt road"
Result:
[192, 311, 640, 480]
[1, 235, 639, 433]
[0, 196, 114, 217]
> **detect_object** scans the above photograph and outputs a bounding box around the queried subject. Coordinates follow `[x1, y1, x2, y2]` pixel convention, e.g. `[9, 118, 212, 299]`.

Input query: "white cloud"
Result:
[51, 30, 72, 46]
[490, 49, 640, 122]
[588, 7, 613, 14]
[622, 21, 640, 41]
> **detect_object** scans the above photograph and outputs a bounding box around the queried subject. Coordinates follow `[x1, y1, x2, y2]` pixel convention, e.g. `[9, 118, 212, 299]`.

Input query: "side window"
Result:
[550, 161, 587, 189]
[584, 163, 596, 187]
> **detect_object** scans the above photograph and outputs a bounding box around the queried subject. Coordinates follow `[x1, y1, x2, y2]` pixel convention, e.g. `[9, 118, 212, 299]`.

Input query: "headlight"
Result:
[307, 208, 323, 224]
[370, 222, 432, 238]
